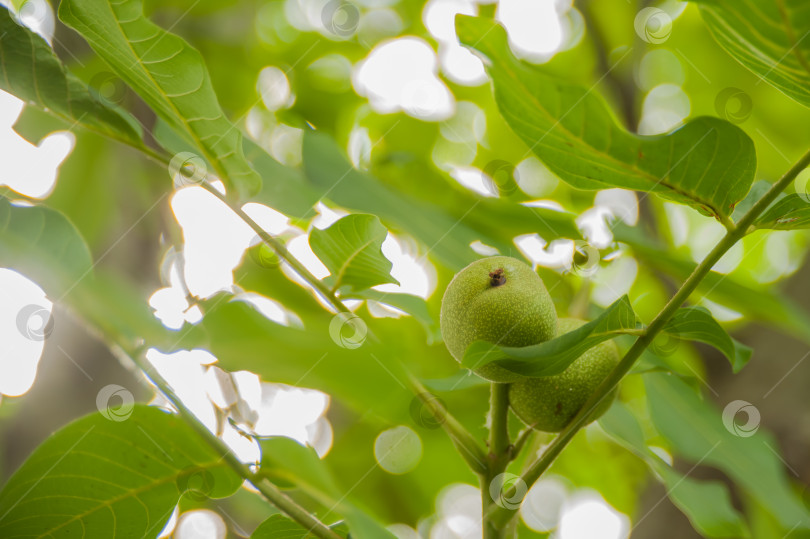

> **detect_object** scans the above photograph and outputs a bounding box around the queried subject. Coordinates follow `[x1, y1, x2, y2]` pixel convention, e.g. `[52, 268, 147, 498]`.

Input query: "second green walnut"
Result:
[508, 317, 619, 432]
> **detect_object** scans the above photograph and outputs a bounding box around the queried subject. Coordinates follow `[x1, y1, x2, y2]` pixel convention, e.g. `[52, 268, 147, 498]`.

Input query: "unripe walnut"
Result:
[440, 256, 557, 383]
[508, 318, 619, 432]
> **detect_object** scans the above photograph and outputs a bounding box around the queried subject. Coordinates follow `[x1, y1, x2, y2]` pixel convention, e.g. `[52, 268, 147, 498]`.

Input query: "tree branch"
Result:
[486, 146, 810, 527]
[118, 346, 343, 539]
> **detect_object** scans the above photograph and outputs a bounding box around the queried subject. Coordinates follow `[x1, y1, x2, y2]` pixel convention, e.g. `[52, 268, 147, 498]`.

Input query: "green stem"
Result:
[487, 146, 810, 527]
[197, 182, 352, 315]
[488, 383, 510, 458]
[119, 346, 342, 539]
[483, 383, 512, 537]
[406, 374, 488, 475]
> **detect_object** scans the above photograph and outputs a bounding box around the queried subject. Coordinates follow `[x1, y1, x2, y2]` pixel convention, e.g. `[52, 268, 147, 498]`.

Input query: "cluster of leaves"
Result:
[2, 0, 810, 537]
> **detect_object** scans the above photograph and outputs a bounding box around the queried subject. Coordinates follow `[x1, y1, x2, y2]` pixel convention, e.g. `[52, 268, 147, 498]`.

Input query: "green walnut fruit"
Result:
[508, 318, 619, 432]
[440, 256, 557, 382]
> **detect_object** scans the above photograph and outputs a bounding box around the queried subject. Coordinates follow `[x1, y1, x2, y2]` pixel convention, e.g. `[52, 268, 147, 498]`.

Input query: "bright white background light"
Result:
[0, 269, 52, 396]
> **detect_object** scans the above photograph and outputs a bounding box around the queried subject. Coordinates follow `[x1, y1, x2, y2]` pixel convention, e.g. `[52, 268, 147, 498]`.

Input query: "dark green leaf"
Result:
[600, 403, 750, 538]
[461, 295, 639, 376]
[153, 120, 319, 219]
[0, 7, 141, 145]
[456, 15, 756, 221]
[645, 372, 810, 533]
[242, 138, 321, 219]
[695, 0, 810, 108]
[302, 131, 580, 271]
[200, 298, 412, 421]
[303, 131, 485, 270]
[663, 306, 753, 372]
[310, 214, 398, 293]
[58, 0, 261, 199]
[753, 194, 810, 230]
[0, 197, 92, 297]
[0, 406, 241, 538]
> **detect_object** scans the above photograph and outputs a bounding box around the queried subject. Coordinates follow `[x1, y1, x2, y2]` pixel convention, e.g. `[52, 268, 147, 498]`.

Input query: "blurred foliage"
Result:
[1, 0, 810, 537]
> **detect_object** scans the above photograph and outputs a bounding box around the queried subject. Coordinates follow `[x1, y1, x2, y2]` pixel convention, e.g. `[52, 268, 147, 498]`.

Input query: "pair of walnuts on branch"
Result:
[440, 256, 619, 432]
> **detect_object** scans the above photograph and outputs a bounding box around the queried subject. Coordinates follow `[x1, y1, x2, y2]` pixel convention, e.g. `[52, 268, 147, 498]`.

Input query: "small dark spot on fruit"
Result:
[489, 268, 506, 287]
[555, 402, 562, 415]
